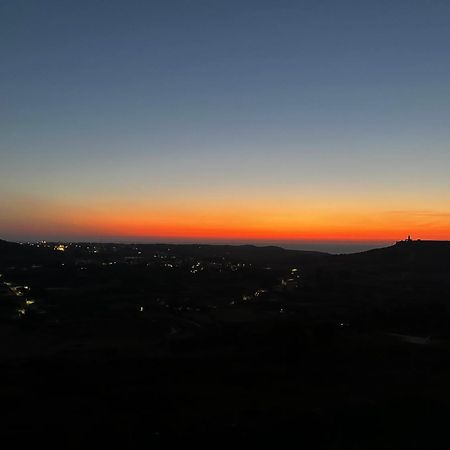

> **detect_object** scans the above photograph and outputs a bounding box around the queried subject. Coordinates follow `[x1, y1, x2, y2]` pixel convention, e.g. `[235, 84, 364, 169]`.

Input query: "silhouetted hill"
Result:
[0, 240, 330, 269]
[0, 238, 22, 255]
[138, 243, 329, 266]
[336, 240, 450, 272]
[2, 238, 450, 273]
[308, 240, 450, 313]
[0, 239, 58, 266]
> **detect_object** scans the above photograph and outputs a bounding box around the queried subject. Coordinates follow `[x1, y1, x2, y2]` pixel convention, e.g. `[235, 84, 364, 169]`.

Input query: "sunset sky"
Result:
[1, 0, 450, 251]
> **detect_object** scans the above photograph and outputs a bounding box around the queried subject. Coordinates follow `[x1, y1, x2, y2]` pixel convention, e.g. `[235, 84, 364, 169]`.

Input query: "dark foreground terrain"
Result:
[1, 238, 450, 447]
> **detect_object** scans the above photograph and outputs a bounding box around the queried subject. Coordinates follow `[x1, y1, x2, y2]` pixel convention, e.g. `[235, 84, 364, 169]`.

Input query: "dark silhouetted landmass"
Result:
[0, 238, 450, 447]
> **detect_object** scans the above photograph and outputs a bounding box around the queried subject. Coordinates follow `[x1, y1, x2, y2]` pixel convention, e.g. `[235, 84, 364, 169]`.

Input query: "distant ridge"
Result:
[0, 238, 18, 248]
[0, 239, 330, 267]
[335, 239, 450, 271]
[0, 238, 57, 265]
[1, 238, 449, 261]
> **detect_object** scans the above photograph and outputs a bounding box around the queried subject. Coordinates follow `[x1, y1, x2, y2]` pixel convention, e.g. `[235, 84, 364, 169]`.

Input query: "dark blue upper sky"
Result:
[3, 0, 450, 145]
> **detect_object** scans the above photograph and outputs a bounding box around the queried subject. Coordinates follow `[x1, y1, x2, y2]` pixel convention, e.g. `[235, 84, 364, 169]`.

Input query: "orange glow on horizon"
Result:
[2, 194, 449, 242]
[31, 211, 449, 242]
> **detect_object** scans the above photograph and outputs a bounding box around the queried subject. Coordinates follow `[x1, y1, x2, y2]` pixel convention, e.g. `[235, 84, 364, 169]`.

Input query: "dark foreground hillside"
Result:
[1, 239, 450, 447]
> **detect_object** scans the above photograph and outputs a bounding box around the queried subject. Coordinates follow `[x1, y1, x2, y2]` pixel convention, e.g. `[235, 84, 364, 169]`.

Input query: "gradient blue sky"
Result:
[1, 0, 450, 250]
